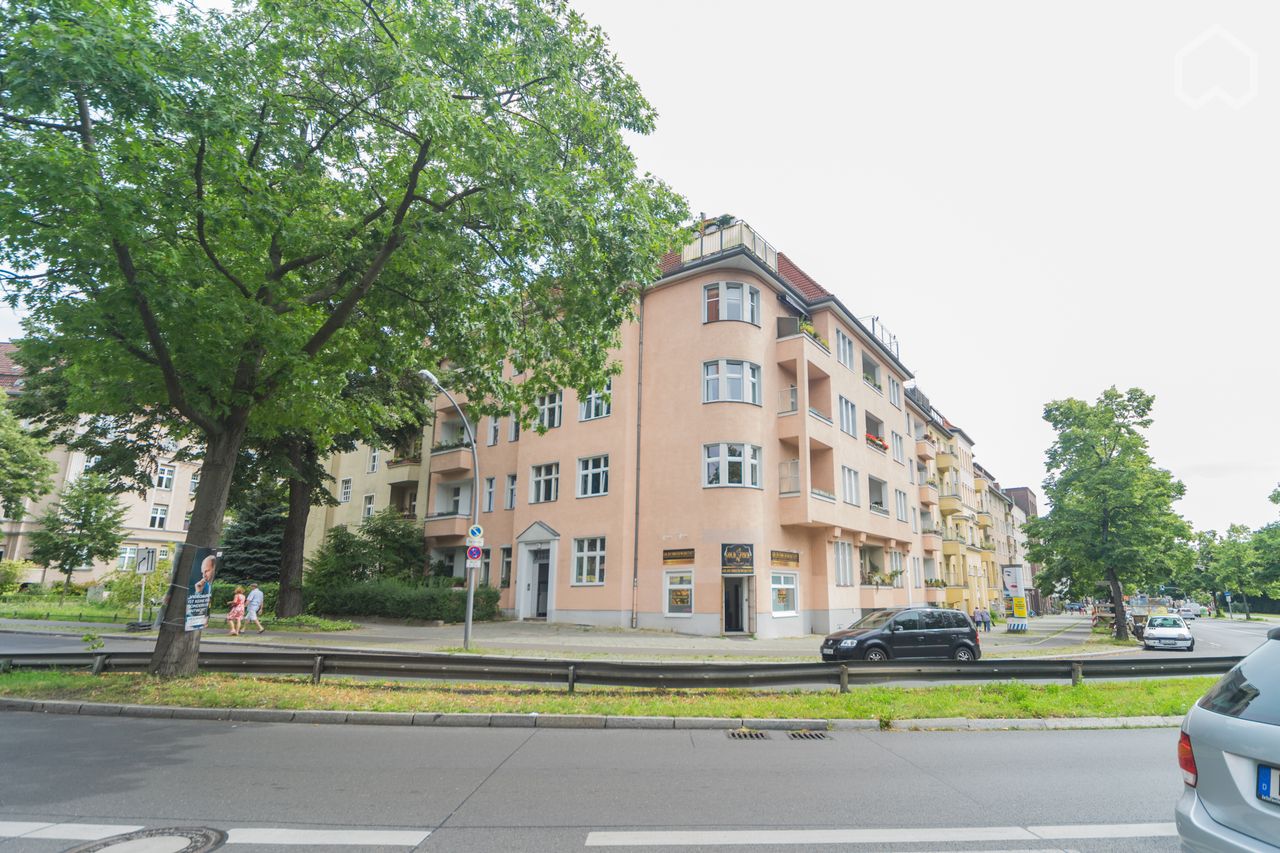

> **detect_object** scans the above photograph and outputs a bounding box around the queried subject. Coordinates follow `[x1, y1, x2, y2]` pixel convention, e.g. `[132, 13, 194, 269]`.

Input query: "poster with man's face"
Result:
[184, 546, 220, 631]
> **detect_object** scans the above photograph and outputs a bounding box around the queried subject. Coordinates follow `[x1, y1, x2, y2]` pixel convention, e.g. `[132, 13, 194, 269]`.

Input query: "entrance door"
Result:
[723, 577, 745, 632]
[533, 549, 550, 618]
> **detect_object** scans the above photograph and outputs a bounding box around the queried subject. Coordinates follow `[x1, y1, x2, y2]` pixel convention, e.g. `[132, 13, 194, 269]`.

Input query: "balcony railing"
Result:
[811, 487, 836, 502]
[431, 438, 473, 454]
[779, 386, 798, 415]
[776, 317, 830, 352]
[681, 221, 778, 272]
[809, 407, 833, 425]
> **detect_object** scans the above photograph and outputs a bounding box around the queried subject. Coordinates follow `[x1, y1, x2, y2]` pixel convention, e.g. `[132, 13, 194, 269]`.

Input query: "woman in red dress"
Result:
[228, 585, 246, 636]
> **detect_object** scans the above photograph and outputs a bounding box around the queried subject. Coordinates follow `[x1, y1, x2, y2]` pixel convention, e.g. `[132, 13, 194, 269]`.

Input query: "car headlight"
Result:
[839, 638, 859, 647]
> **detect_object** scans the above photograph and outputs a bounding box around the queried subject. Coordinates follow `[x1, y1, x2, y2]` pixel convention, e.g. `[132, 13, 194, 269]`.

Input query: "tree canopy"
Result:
[0, 0, 687, 674]
[28, 472, 127, 597]
[1025, 387, 1190, 639]
[0, 394, 54, 519]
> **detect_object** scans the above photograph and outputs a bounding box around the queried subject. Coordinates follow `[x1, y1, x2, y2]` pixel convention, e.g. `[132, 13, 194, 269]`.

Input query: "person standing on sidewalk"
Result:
[244, 582, 265, 634]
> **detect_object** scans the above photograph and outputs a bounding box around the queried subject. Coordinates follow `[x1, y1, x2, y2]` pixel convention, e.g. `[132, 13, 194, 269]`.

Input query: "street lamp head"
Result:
[418, 368, 440, 386]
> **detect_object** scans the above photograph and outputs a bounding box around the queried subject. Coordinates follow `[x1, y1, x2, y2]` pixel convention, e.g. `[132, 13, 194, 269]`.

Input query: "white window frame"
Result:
[183, 512, 192, 532]
[892, 431, 905, 463]
[770, 572, 798, 616]
[339, 478, 352, 503]
[577, 455, 609, 498]
[536, 392, 563, 429]
[481, 548, 492, 586]
[839, 396, 857, 436]
[368, 448, 379, 473]
[703, 359, 761, 405]
[362, 494, 375, 518]
[488, 417, 500, 446]
[703, 442, 761, 488]
[889, 377, 902, 408]
[579, 379, 612, 421]
[483, 477, 495, 513]
[572, 536, 606, 586]
[834, 541, 854, 587]
[664, 570, 694, 616]
[889, 551, 905, 588]
[703, 281, 761, 325]
[530, 463, 559, 504]
[841, 466, 860, 505]
[155, 465, 174, 490]
[500, 546, 512, 588]
[189, 471, 200, 497]
[117, 545, 138, 570]
[895, 489, 908, 521]
[505, 474, 517, 510]
[149, 504, 168, 529]
[509, 416, 520, 442]
[836, 329, 854, 368]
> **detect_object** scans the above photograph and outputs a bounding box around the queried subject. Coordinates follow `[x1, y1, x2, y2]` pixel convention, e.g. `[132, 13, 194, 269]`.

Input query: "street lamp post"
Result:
[420, 369, 481, 651]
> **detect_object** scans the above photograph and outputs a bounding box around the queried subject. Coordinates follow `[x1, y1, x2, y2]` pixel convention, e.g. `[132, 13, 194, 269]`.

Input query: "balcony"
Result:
[942, 538, 963, 557]
[915, 438, 936, 461]
[776, 316, 830, 353]
[920, 531, 942, 552]
[939, 494, 963, 516]
[423, 512, 470, 540]
[430, 445, 473, 475]
[979, 539, 996, 553]
[681, 220, 778, 272]
[860, 585, 904, 610]
[936, 450, 957, 471]
[918, 482, 938, 507]
[864, 433, 889, 453]
[923, 585, 947, 604]
[385, 458, 422, 485]
[975, 510, 993, 528]
[974, 475, 989, 492]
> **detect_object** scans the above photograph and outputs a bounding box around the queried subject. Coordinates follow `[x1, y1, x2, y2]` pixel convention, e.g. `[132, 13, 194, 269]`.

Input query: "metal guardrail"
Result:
[0, 651, 1242, 692]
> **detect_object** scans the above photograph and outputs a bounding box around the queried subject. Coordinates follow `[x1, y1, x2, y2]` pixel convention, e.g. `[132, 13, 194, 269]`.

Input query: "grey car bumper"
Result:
[1176, 787, 1279, 852]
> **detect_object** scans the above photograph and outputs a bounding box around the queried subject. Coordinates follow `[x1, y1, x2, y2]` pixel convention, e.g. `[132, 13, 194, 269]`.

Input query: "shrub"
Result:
[0, 560, 37, 595]
[305, 512, 427, 591]
[307, 580, 499, 622]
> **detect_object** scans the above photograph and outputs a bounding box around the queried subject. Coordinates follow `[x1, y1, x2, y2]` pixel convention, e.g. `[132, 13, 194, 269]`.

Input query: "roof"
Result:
[776, 253, 831, 302]
[0, 342, 23, 396]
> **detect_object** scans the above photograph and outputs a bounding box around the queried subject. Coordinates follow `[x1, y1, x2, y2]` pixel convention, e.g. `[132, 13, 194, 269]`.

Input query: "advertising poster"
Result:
[183, 545, 220, 632]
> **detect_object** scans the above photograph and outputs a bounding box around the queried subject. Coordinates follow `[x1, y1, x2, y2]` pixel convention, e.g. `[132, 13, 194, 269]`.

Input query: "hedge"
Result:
[306, 580, 500, 622]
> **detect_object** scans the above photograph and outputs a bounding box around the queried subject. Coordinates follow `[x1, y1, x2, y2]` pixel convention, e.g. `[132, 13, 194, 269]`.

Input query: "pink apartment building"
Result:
[306, 220, 1032, 637]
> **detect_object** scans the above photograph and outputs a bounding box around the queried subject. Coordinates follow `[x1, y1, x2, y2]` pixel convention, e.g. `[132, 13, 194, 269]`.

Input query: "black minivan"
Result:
[820, 606, 981, 662]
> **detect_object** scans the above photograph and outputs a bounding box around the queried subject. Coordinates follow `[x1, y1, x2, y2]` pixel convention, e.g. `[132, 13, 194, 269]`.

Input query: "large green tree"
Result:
[1025, 388, 1190, 640]
[217, 491, 287, 583]
[1209, 523, 1266, 618]
[28, 473, 127, 597]
[0, 395, 54, 519]
[0, 0, 686, 674]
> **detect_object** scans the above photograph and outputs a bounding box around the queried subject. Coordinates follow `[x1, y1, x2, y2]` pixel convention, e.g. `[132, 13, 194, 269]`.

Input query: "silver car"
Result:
[1176, 626, 1280, 850]
[1145, 614, 1195, 651]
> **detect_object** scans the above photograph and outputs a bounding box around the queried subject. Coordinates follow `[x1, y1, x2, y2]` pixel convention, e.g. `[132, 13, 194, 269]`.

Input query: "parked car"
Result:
[1179, 604, 1199, 620]
[1175, 626, 1280, 850]
[1144, 615, 1195, 651]
[820, 606, 981, 662]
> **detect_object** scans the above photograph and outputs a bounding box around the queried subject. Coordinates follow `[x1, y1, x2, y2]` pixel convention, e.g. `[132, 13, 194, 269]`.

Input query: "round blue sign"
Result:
[466, 545, 483, 560]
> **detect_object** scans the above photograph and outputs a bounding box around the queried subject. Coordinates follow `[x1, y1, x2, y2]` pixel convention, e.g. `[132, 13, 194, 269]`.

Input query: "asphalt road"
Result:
[0, 712, 1189, 853]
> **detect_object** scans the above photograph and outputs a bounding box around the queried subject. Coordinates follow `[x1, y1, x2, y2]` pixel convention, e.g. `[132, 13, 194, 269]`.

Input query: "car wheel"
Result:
[863, 646, 889, 662]
[953, 646, 975, 662]
[1187, 641, 1195, 652]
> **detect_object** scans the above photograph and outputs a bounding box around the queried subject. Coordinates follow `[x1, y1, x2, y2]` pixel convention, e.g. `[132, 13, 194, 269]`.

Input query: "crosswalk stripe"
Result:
[584, 822, 1178, 847]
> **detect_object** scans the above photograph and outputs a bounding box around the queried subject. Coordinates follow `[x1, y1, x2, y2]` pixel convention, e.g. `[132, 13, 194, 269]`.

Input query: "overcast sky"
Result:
[3, 1, 1277, 533]
[569, 0, 1280, 533]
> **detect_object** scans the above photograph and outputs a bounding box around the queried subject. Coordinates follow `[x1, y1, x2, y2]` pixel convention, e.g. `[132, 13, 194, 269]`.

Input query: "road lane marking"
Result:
[224, 828, 431, 846]
[0, 822, 145, 840]
[585, 822, 1177, 846]
[0, 822, 54, 837]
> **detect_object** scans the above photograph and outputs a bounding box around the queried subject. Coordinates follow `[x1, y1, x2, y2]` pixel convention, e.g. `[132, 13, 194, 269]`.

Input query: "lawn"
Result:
[0, 599, 355, 632]
[0, 670, 1215, 722]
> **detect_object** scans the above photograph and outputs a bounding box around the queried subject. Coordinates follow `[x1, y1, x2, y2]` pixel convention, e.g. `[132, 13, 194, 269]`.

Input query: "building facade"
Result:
[305, 220, 1038, 636]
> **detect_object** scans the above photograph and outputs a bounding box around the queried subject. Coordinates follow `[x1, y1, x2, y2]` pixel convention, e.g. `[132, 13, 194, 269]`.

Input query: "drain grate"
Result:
[727, 728, 770, 740]
[788, 730, 830, 741]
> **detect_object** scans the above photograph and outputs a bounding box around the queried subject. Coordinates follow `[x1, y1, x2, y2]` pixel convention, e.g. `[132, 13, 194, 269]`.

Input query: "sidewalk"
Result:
[1, 614, 1098, 661]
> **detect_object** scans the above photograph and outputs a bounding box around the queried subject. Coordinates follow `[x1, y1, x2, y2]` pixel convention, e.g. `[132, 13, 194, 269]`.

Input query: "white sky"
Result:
[571, 0, 1280, 533]
[3, 1, 1278, 532]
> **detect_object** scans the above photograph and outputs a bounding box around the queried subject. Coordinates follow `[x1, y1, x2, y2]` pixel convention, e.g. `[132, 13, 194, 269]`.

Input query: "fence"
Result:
[0, 651, 1241, 692]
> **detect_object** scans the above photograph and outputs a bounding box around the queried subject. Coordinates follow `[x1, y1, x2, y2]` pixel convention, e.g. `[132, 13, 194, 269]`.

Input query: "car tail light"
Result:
[1178, 732, 1197, 787]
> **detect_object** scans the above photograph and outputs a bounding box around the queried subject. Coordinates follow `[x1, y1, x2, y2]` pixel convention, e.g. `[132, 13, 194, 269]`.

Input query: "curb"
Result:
[0, 698, 1183, 732]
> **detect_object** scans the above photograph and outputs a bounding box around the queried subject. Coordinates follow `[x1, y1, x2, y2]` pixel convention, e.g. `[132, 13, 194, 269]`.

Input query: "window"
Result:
[578, 455, 609, 497]
[483, 477, 495, 513]
[368, 448, 379, 473]
[442, 484, 464, 515]
[839, 396, 857, 435]
[702, 359, 761, 405]
[889, 377, 902, 408]
[155, 465, 174, 490]
[779, 458, 800, 494]
[912, 556, 923, 588]
[893, 610, 920, 630]
[580, 380, 612, 420]
[834, 541, 854, 587]
[159, 547, 169, 562]
[480, 549, 491, 586]
[530, 463, 559, 503]
[183, 512, 192, 532]
[869, 476, 888, 514]
[509, 416, 520, 443]
[841, 466, 860, 505]
[573, 537, 606, 585]
[117, 546, 137, 570]
[362, 494, 375, 518]
[911, 506, 918, 532]
[895, 489, 908, 521]
[703, 281, 760, 324]
[500, 547, 512, 588]
[891, 432, 905, 463]
[189, 472, 200, 496]
[505, 474, 517, 510]
[339, 478, 352, 503]
[861, 353, 882, 392]
[149, 504, 168, 529]
[836, 329, 854, 368]
[665, 571, 693, 615]
[535, 392, 562, 429]
[488, 417, 500, 446]
[771, 572, 798, 616]
[703, 443, 761, 488]
[865, 412, 885, 450]
[889, 551, 905, 587]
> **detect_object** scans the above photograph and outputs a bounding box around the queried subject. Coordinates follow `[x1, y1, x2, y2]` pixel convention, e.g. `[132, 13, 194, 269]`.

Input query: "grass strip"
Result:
[0, 671, 1214, 720]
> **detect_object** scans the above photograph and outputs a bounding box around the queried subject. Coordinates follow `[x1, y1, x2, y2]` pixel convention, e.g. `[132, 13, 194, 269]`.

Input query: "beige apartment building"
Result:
[305, 220, 1036, 637]
[2, 342, 200, 584]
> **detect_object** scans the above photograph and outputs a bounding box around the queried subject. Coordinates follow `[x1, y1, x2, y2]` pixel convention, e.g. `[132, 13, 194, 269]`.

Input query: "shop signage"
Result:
[721, 543, 754, 575]
[770, 549, 800, 568]
[662, 548, 695, 565]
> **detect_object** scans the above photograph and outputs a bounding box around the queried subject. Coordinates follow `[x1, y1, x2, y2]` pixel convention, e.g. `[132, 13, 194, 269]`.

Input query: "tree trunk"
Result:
[276, 443, 312, 617]
[60, 567, 69, 601]
[149, 419, 248, 676]
[1107, 568, 1128, 641]
[1241, 591, 1251, 619]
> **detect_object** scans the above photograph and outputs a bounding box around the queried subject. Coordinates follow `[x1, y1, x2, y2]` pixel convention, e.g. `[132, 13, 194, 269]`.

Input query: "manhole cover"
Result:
[727, 729, 769, 740]
[788, 730, 830, 740]
[63, 827, 226, 853]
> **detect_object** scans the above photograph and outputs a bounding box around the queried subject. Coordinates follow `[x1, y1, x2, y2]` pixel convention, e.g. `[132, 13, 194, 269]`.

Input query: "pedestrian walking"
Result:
[980, 607, 992, 632]
[972, 606, 981, 629]
[227, 585, 246, 636]
[245, 582, 265, 634]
